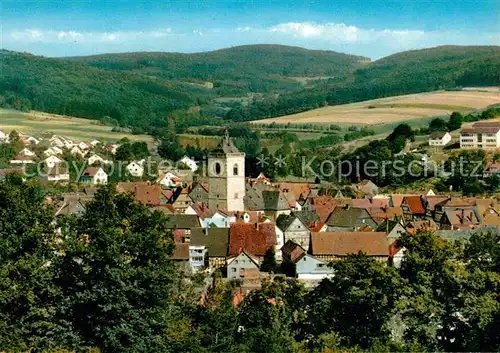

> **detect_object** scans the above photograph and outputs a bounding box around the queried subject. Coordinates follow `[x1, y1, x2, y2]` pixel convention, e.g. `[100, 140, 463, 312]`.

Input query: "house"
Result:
[168, 243, 191, 273]
[170, 186, 192, 212]
[281, 240, 333, 282]
[80, 167, 108, 185]
[26, 136, 40, 145]
[106, 144, 120, 154]
[55, 197, 90, 217]
[460, 122, 500, 149]
[44, 146, 63, 156]
[276, 212, 311, 251]
[228, 222, 277, 261]
[248, 172, 271, 185]
[10, 154, 36, 165]
[126, 161, 144, 177]
[50, 137, 65, 148]
[325, 206, 377, 232]
[429, 131, 452, 146]
[69, 146, 86, 158]
[439, 207, 482, 230]
[376, 218, 407, 244]
[179, 156, 198, 172]
[227, 251, 261, 280]
[310, 231, 390, 263]
[78, 142, 90, 150]
[90, 140, 100, 147]
[481, 207, 500, 227]
[44, 155, 63, 169]
[165, 214, 203, 242]
[185, 202, 213, 221]
[157, 172, 183, 188]
[189, 182, 209, 204]
[19, 148, 36, 157]
[401, 196, 426, 222]
[484, 162, 500, 177]
[87, 154, 112, 166]
[190, 228, 229, 268]
[41, 165, 70, 182]
[261, 190, 291, 220]
[0, 130, 7, 141]
[357, 179, 379, 195]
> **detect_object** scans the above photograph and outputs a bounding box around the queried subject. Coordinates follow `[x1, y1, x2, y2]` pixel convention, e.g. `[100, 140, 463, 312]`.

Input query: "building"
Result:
[126, 161, 144, 177]
[276, 213, 310, 250]
[44, 155, 63, 169]
[179, 156, 198, 172]
[190, 228, 229, 268]
[80, 167, 108, 184]
[429, 131, 452, 146]
[460, 122, 500, 149]
[325, 206, 377, 232]
[87, 154, 112, 166]
[227, 251, 261, 280]
[281, 240, 333, 282]
[484, 162, 500, 177]
[41, 165, 70, 182]
[208, 129, 245, 212]
[310, 231, 390, 263]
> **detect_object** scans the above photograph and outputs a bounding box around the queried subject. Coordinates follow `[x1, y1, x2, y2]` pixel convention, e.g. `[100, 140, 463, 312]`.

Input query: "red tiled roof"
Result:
[403, 196, 425, 214]
[311, 196, 347, 223]
[82, 167, 100, 177]
[228, 223, 276, 257]
[189, 202, 213, 219]
[169, 242, 190, 260]
[133, 184, 161, 205]
[310, 232, 389, 256]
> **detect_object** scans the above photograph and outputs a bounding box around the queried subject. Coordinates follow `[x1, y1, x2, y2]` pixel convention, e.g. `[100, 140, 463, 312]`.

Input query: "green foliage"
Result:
[261, 248, 278, 273]
[447, 111, 463, 131]
[429, 118, 448, 132]
[115, 141, 150, 161]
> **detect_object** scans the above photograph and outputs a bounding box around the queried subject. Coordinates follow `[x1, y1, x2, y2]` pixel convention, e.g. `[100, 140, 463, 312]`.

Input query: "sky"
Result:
[1, 0, 499, 59]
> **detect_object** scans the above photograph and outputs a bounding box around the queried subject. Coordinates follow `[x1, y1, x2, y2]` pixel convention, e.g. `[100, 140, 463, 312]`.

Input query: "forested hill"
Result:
[67, 45, 367, 77]
[1, 45, 499, 130]
[65, 44, 369, 95]
[351, 45, 500, 96]
[0, 50, 197, 128]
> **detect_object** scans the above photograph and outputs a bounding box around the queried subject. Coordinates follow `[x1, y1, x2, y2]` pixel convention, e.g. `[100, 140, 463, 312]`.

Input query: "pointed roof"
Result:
[211, 128, 240, 154]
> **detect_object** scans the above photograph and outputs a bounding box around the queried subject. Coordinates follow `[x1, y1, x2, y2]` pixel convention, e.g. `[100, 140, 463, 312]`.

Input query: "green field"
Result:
[0, 109, 154, 144]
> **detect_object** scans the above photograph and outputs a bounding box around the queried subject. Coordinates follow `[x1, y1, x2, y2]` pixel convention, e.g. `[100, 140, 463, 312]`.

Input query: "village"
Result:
[1, 126, 498, 293]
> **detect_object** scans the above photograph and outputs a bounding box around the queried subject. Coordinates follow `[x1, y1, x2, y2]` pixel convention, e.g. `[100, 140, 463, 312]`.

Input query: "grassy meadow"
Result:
[0, 109, 155, 144]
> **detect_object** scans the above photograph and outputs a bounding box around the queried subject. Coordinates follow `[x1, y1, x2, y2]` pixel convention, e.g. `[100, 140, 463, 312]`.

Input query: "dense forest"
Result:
[1, 45, 499, 131]
[1, 177, 499, 352]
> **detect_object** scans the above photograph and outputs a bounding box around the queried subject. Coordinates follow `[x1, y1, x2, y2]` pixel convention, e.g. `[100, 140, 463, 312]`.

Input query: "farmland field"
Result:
[0, 109, 154, 144]
[252, 89, 500, 126]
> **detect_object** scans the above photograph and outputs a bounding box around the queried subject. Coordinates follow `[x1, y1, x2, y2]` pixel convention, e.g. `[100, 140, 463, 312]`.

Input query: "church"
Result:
[207, 129, 246, 212]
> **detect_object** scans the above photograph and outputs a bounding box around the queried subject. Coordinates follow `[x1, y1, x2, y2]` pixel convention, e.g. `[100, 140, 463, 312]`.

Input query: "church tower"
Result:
[208, 129, 245, 212]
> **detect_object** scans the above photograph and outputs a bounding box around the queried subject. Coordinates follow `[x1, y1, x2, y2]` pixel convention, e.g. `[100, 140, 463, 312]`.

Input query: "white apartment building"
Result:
[460, 122, 500, 150]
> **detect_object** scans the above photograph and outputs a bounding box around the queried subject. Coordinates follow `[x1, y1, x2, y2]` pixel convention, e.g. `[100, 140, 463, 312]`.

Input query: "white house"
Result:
[460, 122, 500, 149]
[0, 130, 7, 141]
[179, 156, 198, 172]
[78, 142, 90, 150]
[429, 131, 452, 146]
[106, 144, 120, 154]
[90, 140, 100, 147]
[156, 172, 182, 188]
[19, 148, 36, 157]
[70, 146, 86, 158]
[50, 138, 65, 148]
[126, 161, 144, 177]
[26, 136, 40, 145]
[44, 155, 63, 169]
[42, 165, 70, 182]
[44, 146, 64, 156]
[87, 154, 112, 166]
[80, 167, 108, 184]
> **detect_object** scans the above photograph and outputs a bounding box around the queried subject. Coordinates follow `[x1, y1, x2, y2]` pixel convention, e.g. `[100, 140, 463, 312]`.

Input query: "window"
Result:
[231, 268, 236, 272]
[234, 193, 238, 198]
[214, 162, 221, 175]
[233, 163, 239, 176]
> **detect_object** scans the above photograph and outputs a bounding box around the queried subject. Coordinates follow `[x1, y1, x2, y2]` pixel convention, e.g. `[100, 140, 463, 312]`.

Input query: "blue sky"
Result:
[1, 0, 499, 59]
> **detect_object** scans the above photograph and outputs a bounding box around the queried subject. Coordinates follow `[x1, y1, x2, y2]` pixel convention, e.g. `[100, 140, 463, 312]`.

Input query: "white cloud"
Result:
[268, 22, 425, 44]
[6, 28, 174, 44]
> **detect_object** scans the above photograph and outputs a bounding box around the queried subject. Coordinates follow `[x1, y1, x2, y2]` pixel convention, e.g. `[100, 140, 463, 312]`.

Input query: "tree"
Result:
[429, 118, 448, 132]
[305, 253, 400, 349]
[54, 186, 180, 352]
[387, 123, 414, 142]
[447, 111, 463, 131]
[261, 248, 278, 273]
[0, 175, 71, 351]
